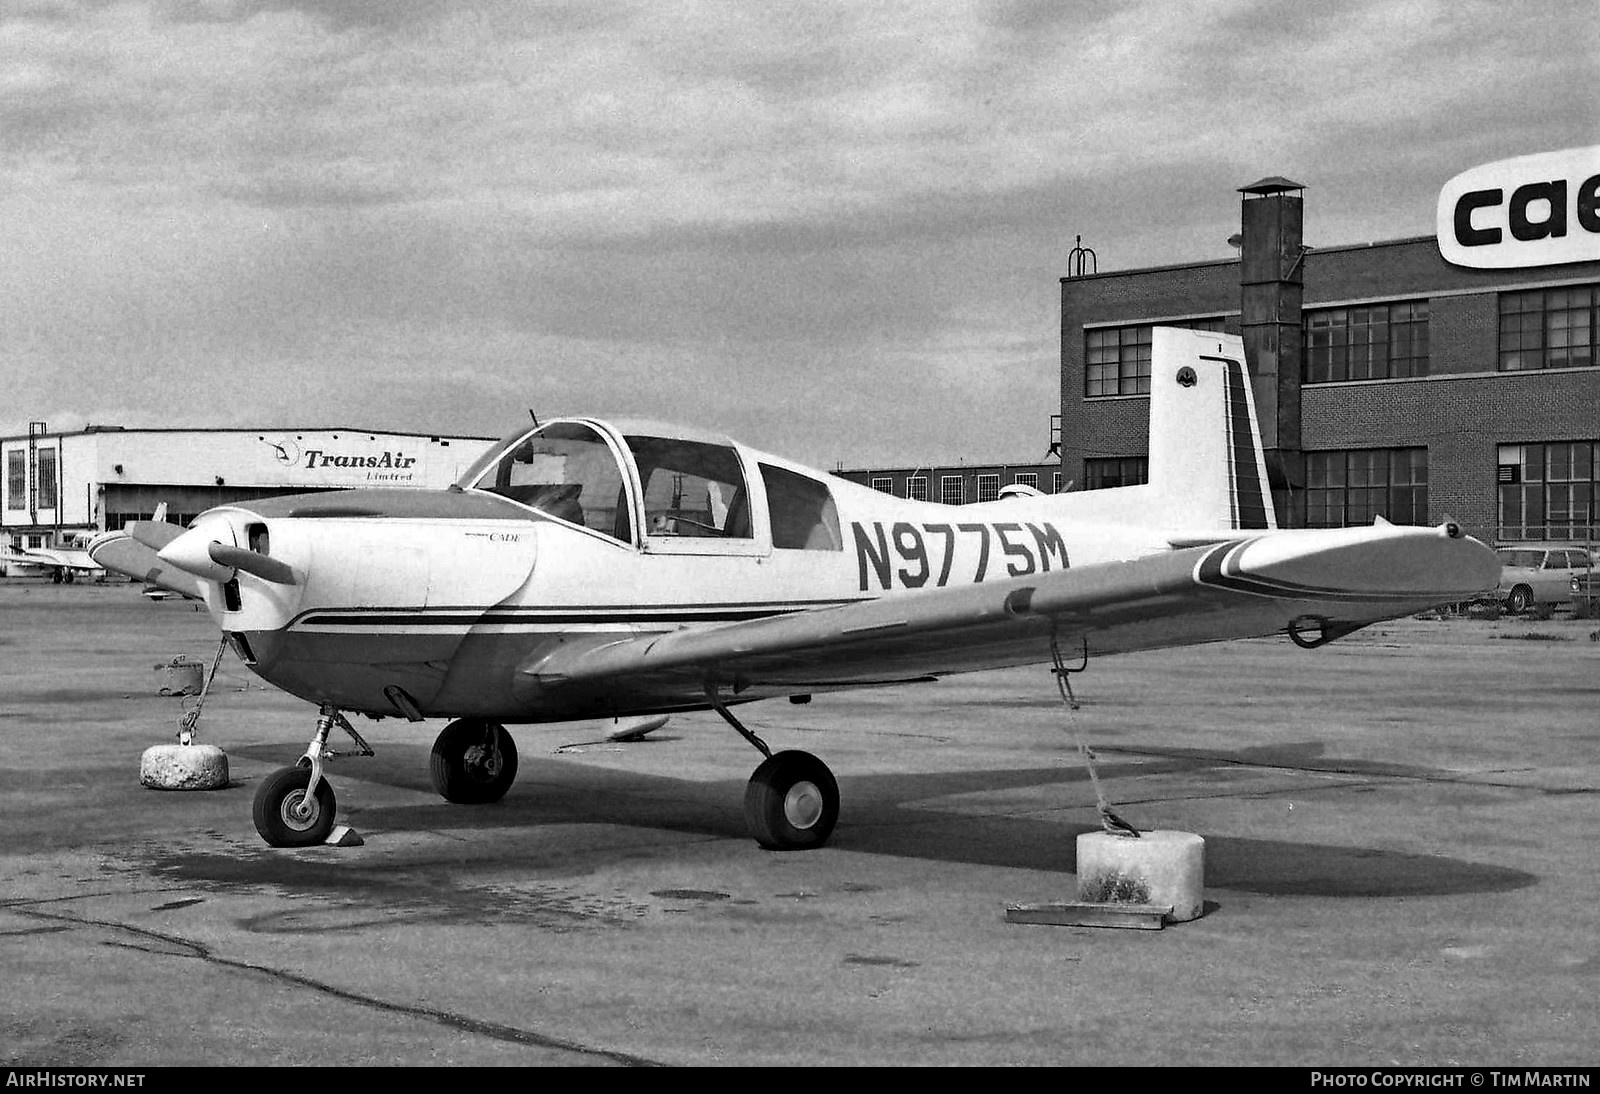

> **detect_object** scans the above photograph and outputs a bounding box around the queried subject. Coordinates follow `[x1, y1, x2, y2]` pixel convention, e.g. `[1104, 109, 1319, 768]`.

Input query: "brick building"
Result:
[832, 460, 1066, 503]
[1060, 185, 1600, 546]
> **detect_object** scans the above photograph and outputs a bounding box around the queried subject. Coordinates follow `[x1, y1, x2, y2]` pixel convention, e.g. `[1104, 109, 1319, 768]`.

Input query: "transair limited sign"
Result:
[1437, 145, 1600, 269]
[259, 435, 421, 484]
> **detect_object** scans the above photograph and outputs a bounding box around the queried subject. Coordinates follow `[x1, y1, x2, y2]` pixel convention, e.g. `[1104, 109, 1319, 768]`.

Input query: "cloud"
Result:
[0, 0, 1595, 467]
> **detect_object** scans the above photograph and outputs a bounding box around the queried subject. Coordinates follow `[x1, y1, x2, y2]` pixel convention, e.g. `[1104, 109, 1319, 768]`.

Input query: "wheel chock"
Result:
[324, 825, 364, 847]
[140, 744, 229, 791]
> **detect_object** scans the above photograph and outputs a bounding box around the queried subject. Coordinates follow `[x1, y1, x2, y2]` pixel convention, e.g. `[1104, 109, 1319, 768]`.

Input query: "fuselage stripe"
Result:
[287, 599, 865, 631]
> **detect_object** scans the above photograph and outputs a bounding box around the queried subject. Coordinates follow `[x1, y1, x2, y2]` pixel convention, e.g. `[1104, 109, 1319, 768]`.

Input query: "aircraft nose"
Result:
[157, 521, 238, 584]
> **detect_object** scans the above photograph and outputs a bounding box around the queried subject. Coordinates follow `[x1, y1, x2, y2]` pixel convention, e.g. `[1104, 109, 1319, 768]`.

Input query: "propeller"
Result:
[157, 526, 297, 586]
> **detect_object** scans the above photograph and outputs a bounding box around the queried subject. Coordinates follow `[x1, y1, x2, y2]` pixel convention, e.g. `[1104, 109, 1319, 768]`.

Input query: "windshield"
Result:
[466, 422, 631, 541]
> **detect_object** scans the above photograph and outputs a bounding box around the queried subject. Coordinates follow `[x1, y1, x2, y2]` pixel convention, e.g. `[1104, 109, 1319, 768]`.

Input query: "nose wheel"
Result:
[252, 765, 337, 847]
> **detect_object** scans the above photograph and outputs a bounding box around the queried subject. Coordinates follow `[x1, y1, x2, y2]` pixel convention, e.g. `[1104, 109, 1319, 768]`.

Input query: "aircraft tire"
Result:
[252, 766, 337, 847]
[744, 750, 839, 851]
[430, 718, 518, 804]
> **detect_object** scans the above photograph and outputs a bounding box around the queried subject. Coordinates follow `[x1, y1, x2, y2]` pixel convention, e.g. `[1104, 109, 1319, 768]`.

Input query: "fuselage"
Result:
[176, 416, 1170, 722]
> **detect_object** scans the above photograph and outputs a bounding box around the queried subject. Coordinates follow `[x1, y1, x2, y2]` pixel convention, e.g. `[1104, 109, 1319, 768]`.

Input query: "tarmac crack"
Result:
[12, 906, 668, 1067]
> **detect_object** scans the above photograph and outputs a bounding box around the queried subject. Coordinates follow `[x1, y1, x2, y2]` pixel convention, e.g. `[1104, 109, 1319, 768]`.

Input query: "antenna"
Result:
[528, 409, 540, 428]
[1067, 235, 1097, 277]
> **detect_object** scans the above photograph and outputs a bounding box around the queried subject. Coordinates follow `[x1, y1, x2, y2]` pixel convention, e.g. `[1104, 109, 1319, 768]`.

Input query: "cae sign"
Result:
[1437, 146, 1600, 269]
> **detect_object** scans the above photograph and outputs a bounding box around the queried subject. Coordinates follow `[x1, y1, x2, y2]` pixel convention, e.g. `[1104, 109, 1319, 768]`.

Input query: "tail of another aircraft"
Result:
[1054, 326, 1277, 534]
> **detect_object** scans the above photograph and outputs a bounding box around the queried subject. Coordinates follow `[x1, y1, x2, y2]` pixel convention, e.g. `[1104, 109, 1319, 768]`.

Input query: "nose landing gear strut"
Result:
[251, 703, 373, 847]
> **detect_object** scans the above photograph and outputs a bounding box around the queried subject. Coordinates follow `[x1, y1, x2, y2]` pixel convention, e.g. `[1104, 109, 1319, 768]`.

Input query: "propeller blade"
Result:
[127, 520, 185, 550]
[208, 543, 297, 586]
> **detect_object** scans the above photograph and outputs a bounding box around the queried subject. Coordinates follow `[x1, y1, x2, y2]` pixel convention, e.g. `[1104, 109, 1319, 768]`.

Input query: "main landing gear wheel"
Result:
[744, 750, 839, 851]
[430, 718, 519, 804]
[252, 765, 337, 847]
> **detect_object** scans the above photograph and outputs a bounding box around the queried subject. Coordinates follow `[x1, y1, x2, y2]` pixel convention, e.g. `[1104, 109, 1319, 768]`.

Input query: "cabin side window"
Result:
[472, 422, 631, 542]
[626, 437, 752, 539]
[760, 463, 841, 551]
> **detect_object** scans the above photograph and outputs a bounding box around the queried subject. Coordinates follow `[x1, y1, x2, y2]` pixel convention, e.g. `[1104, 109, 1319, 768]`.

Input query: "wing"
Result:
[518, 522, 1499, 713]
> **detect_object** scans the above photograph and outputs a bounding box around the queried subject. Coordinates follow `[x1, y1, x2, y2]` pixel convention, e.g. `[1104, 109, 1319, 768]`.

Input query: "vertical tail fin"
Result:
[1145, 327, 1276, 532]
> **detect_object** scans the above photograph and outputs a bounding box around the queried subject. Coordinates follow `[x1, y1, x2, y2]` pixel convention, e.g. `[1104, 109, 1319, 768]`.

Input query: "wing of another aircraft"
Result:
[519, 521, 1498, 712]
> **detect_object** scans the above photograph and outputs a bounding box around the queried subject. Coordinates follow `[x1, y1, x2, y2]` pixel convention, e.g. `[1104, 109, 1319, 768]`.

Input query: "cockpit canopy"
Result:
[457, 419, 840, 552]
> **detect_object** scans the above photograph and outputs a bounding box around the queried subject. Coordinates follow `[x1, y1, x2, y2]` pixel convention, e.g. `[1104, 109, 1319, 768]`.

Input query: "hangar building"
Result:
[2, 425, 494, 568]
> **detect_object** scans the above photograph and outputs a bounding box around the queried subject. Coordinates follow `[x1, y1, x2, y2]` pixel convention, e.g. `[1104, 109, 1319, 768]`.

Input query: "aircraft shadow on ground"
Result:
[221, 740, 1537, 899]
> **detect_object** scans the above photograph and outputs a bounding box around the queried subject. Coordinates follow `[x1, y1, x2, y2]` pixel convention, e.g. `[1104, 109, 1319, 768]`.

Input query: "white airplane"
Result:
[89, 329, 1499, 849]
[2, 532, 103, 583]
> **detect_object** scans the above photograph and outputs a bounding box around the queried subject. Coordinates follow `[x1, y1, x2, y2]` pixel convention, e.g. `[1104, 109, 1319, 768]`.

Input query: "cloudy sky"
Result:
[2, 1, 1595, 468]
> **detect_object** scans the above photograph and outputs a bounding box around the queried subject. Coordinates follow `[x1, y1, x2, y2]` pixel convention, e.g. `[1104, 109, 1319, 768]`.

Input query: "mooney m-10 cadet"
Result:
[90, 329, 1500, 848]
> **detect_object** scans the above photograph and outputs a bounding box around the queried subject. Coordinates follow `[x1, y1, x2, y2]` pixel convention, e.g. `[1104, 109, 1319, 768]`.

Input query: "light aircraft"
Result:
[2, 532, 103, 584]
[89, 329, 1500, 849]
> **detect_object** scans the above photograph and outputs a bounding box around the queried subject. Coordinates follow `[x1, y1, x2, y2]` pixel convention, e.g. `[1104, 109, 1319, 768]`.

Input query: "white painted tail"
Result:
[1146, 327, 1276, 532]
[1051, 327, 1277, 533]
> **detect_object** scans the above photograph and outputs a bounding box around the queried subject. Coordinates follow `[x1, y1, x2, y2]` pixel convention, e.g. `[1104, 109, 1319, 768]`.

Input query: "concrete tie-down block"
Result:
[1077, 829, 1205, 923]
[140, 744, 229, 791]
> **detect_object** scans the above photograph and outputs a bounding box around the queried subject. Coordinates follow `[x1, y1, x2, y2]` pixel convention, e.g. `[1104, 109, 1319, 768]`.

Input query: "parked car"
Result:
[1572, 571, 1600, 618]
[1495, 545, 1596, 613]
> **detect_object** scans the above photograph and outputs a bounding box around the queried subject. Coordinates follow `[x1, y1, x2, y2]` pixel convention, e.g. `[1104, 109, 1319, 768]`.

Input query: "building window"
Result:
[870, 476, 894, 495]
[5, 451, 22, 509]
[1086, 327, 1151, 397]
[1499, 285, 1597, 371]
[1304, 301, 1429, 382]
[1497, 442, 1597, 542]
[976, 474, 1000, 502]
[36, 448, 58, 509]
[1012, 472, 1038, 489]
[1305, 448, 1428, 527]
[907, 475, 928, 501]
[1083, 457, 1148, 490]
[1053, 472, 1064, 494]
[1086, 320, 1227, 398]
[940, 475, 964, 505]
